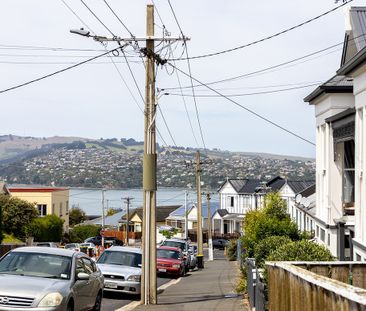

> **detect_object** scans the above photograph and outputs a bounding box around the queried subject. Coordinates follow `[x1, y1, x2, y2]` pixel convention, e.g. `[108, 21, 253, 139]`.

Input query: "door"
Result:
[73, 258, 92, 310]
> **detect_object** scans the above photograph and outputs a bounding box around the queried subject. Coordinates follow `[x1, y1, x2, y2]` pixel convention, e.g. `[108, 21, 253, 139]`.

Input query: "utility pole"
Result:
[101, 189, 106, 248]
[204, 192, 215, 261]
[123, 197, 133, 246]
[69, 5, 188, 305]
[196, 151, 204, 268]
[185, 190, 189, 240]
[142, 5, 157, 305]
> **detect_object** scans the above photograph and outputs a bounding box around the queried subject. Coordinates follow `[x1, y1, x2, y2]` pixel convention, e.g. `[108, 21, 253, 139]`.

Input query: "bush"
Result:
[71, 224, 101, 242]
[227, 239, 237, 261]
[254, 235, 292, 268]
[27, 215, 64, 242]
[267, 239, 334, 262]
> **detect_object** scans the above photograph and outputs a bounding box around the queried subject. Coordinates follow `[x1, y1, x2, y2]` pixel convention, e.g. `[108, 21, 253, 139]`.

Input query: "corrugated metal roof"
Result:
[228, 179, 262, 194]
[298, 184, 316, 197]
[229, 179, 247, 193]
[167, 202, 219, 219]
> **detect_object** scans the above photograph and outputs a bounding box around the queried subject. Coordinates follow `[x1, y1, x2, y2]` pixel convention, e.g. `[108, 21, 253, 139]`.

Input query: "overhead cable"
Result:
[169, 0, 353, 61]
[167, 62, 315, 146]
[0, 47, 120, 95]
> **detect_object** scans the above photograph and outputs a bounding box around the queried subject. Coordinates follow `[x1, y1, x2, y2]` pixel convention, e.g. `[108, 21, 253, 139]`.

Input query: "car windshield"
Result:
[162, 241, 186, 251]
[157, 249, 180, 260]
[97, 251, 141, 268]
[0, 252, 72, 279]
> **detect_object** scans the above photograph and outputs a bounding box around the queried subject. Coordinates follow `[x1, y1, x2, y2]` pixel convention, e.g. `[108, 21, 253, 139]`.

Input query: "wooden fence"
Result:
[267, 262, 366, 311]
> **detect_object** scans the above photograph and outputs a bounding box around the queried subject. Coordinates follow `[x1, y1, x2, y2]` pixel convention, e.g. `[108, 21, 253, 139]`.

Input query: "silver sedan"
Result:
[0, 246, 104, 311]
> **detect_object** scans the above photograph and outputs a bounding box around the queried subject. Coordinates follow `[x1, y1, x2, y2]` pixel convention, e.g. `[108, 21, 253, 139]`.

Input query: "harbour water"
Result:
[70, 187, 215, 216]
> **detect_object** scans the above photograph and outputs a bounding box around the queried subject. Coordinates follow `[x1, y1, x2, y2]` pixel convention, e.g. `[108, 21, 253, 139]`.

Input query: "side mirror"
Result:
[77, 272, 90, 280]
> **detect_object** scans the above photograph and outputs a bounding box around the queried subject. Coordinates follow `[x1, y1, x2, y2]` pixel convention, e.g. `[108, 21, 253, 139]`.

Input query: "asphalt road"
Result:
[101, 248, 225, 311]
[101, 276, 175, 311]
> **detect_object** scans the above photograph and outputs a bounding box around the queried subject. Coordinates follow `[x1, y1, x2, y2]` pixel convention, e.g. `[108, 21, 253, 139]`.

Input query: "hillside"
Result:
[0, 135, 315, 189]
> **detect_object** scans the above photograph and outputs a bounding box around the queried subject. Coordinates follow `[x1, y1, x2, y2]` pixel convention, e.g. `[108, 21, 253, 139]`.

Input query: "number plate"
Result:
[158, 268, 167, 272]
[105, 282, 118, 289]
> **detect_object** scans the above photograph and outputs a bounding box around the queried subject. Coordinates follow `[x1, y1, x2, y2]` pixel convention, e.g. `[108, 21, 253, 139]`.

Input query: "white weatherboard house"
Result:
[303, 6, 366, 260]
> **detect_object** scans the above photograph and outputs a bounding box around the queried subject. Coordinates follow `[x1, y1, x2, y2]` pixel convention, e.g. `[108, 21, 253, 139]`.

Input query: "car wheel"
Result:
[93, 292, 102, 311]
[67, 301, 73, 311]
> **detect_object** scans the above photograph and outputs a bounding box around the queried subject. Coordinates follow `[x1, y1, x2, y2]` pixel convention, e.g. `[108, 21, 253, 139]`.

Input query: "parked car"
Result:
[84, 236, 123, 247]
[188, 245, 198, 269]
[157, 246, 185, 278]
[160, 238, 191, 272]
[35, 242, 59, 248]
[0, 246, 104, 310]
[64, 243, 80, 251]
[212, 239, 229, 250]
[96, 246, 141, 295]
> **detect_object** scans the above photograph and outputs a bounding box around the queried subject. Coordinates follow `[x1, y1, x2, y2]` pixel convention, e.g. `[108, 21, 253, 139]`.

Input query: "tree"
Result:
[106, 208, 119, 217]
[241, 192, 300, 258]
[69, 207, 86, 226]
[0, 194, 38, 238]
[267, 239, 334, 262]
[254, 235, 292, 268]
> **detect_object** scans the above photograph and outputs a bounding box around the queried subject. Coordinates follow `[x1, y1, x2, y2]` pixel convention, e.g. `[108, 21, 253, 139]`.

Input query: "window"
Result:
[229, 196, 234, 207]
[320, 228, 325, 242]
[316, 226, 319, 237]
[356, 253, 361, 261]
[37, 204, 47, 217]
[59, 202, 63, 217]
[66, 200, 69, 215]
[327, 233, 330, 246]
[82, 257, 96, 274]
[343, 140, 355, 207]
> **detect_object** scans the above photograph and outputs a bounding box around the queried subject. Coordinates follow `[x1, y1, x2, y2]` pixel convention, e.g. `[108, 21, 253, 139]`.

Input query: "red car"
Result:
[157, 246, 185, 277]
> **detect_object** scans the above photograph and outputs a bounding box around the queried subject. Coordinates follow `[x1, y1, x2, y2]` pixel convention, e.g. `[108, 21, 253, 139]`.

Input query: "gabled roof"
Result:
[298, 184, 316, 197]
[9, 187, 68, 193]
[123, 205, 180, 223]
[338, 7, 366, 76]
[287, 181, 315, 195]
[264, 176, 286, 192]
[218, 178, 263, 194]
[86, 210, 125, 227]
[167, 202, 220, 219]
[216, 209, 229, 217]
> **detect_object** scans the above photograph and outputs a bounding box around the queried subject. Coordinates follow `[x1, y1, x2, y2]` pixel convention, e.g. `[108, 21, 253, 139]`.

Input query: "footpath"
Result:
[131, 255, 247, 311]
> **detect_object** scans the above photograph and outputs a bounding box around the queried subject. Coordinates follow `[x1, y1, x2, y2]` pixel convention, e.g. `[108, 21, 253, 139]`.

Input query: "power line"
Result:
[170, 0, 353, 61]
[0, 44, 107, 52]
[102, 0, 134, 37]
[0, 47, 120, 95]
[164, 82, 320, 98]
[157, 104, 177, 146]
[167, 62, 315, 146]
[80, 0, 115, 36]
[61, 0, 96, 34]
[168, 0, 207, 150]
[161, 41, 345, 91]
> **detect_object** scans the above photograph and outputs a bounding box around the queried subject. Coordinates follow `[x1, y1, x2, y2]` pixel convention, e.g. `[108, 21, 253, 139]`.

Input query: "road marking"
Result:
[115, 278, 182, 311]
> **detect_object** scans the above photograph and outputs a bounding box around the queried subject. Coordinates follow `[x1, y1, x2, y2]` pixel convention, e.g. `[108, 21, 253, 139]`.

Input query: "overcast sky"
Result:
[0, 0, 362, 158]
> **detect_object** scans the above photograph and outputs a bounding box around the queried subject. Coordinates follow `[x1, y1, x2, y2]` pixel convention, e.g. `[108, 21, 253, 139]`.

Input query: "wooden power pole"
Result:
[196, 151, 204, 268]
[123, 197, 133, 246]
[142, 4, 157, 305]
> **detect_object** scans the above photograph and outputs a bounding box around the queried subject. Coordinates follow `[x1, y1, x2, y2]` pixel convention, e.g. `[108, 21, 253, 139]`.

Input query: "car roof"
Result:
[104, 246, 141, 254]
[10, 246, 77, 257]
[158, 246, 181, 252]
[164, 238, 187, 243]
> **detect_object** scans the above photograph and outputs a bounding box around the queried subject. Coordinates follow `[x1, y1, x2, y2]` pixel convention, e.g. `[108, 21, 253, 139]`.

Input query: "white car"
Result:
[96, 246, 141, 295]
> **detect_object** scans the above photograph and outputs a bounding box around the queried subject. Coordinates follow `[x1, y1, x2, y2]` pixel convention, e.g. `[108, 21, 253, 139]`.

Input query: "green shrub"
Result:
[71, 224, 101, 242]
[267, 239, 334, 262]
[254, 235, 292, 268]
[27, 215, 64, 242]
[227, 239, 237, 261]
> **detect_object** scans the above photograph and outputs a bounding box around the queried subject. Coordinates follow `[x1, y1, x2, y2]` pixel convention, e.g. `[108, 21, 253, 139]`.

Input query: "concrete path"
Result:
[133, 256, 246, 311]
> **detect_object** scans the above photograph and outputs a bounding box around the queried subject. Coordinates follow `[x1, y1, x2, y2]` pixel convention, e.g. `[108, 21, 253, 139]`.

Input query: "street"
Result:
[101, 248, 226, 311]
[101, 273, 179, 310]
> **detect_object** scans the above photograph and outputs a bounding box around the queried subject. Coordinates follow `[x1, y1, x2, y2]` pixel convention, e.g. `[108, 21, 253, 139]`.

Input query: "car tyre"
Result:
[67, 301, 73, 311]
[93, 292, 102, 311]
